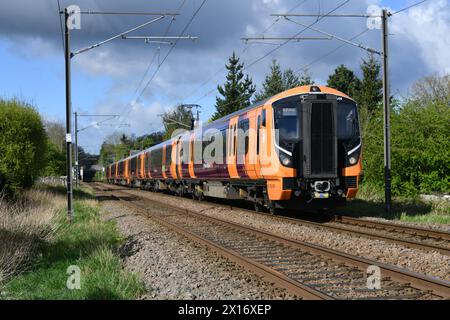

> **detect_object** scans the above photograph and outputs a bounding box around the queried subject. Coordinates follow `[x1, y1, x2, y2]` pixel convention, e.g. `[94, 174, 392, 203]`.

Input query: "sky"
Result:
[0, 0, 449, 154]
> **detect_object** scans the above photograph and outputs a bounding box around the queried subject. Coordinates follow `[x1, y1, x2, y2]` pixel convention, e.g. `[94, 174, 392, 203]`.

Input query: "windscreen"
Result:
[337, 99, 360, 142]
[274, 104, 300, 142]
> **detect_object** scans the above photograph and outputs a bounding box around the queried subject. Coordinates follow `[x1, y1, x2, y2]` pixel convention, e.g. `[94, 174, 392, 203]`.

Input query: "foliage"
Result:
[361, 90, 450, 196]
[44, 121, 65, 152]
[411, 73, 450, 103]
[212, 52, 256, 120]
[390, 99, 449, 195]
[0, 99, 47, 194]
[42, 140, 66, 177]
[327, 64, 361, 97]
[254, 60, 284, 101]
[296, 68, 314, 86]
[357, 54, 383, 114]
[254, 60, 313, 101]
[162, 104, 194, 139]
[41, 121, 66, 177]
[98, 132, 164, 165]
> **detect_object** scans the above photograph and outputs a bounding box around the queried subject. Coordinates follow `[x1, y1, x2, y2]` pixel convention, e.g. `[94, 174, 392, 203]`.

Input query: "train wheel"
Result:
[267, 200, 279, 215]
[254, 202, 263, 213]
[253, 195, 263, 212]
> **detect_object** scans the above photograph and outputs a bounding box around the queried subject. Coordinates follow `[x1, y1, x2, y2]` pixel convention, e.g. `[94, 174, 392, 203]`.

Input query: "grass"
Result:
[1, 186, 145, 300]
[0, 188, 62, 285]
[334, 183, 450, 225]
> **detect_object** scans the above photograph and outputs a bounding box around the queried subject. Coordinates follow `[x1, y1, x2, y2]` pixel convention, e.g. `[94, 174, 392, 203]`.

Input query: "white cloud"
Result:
[390, 0, 450, 74]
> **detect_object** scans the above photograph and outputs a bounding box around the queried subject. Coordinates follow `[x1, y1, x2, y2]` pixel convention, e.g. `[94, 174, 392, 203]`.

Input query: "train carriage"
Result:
[108, 85, 362, 214]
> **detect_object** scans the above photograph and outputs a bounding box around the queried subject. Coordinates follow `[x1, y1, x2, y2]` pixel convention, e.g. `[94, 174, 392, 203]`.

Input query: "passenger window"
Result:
[257, 115, 261, 155]
[238, 119, 250, 156]
[233, 125, 237, 156]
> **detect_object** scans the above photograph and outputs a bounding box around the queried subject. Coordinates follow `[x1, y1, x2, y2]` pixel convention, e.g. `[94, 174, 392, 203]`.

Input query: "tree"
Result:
[131, 132, 164, 151]
[295, 68, 314, 86]
[45, 121, 65, 152]
[162, 104, 194, 139]
[327, 64, 361, 97]
[99, 131, 164, 165]
[0, 99, 47, 194]
[42, 140, 66, 177]
[212, 52, 256, 120]
[358, 54, 383, 114]
[255, 60, 315, 102]
[411, 73, 450, 103]
[254, 60, 284, 101]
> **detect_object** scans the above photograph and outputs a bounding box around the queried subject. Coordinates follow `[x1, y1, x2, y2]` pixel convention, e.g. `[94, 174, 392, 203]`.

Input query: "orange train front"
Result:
[106, 85, 363, 214]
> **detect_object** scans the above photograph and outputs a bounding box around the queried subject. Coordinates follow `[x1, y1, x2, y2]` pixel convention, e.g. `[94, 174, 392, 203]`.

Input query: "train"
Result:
[106, 85, 362, 214]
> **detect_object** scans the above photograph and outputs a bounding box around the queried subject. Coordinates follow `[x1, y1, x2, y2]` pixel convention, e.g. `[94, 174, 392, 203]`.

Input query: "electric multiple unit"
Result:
[107, 85, 362, 213]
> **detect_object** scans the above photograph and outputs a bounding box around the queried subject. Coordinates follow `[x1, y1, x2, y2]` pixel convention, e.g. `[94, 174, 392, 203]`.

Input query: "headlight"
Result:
[349, 156, 357, 165]
[280, 153, 292, 167]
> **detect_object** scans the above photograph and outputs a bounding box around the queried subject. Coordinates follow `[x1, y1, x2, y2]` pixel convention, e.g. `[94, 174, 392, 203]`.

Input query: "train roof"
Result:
[110, 85, 354, 164]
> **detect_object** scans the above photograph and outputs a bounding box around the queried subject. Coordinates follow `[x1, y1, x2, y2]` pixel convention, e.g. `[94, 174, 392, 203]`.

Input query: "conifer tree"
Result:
[295, 68, 314, 86]
[254, 60, 284, 101]
[255, 60, 314, 102]
[212, 52, 256, 120]
[327, 64, 361, 97]
[358, 54, 383, 114]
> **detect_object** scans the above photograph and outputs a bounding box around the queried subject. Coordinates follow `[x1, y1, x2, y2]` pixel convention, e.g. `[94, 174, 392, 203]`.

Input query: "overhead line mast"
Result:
[60, 7, 176, 221]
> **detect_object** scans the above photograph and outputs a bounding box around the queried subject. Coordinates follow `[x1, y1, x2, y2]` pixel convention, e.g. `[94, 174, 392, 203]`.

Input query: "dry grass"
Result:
[0, 189, 64, 286]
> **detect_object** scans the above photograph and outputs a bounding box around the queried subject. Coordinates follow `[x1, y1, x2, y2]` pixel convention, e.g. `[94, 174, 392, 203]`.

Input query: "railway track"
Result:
[98, 183, 450, 256]
[94, 183, 450, 300]
[329, 215, 450, 256]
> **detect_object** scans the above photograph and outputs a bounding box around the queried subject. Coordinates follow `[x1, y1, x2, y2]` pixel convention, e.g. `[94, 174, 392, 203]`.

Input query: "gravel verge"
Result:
[120, 189, 450, 281]
[100, 200, 297, 300]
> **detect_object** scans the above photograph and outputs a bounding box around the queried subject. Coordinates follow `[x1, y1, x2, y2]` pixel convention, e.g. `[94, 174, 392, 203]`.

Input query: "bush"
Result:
[361, 99, 450, 197]
[392, 100, 449, 194]
[0, 99, 47, 194]
[42, 140, 66, 177]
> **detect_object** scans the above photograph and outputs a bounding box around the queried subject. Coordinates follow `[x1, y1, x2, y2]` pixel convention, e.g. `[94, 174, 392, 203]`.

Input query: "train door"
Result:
[170, 141, 177, 179]
[124, 159, 130, 183]
[254, 108, 263, 179]
[145, 151, 151, 179]
[236, 116, 249, 178]
[176, 136, 183, 179]
[139, 154, 144, 179]
[245, 109, 258, 179]
[162, 145, 168, 179]
[258, 106, 273, 178]
[188, 132, 197, 178]
[215, 127, 229, 178]
[227, 117, 239, 178]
